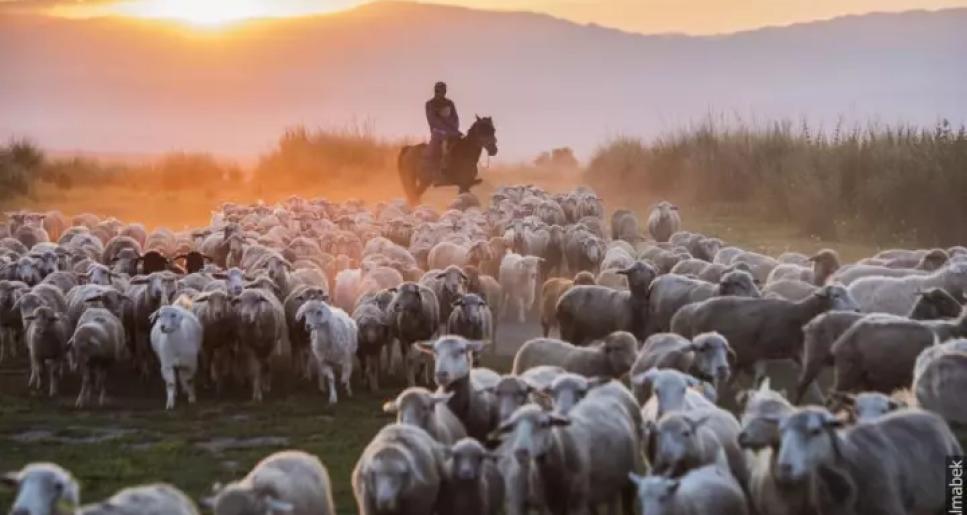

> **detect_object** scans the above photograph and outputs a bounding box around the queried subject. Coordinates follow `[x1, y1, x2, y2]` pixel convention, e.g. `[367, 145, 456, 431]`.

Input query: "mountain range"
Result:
[1, 1, 965, 160]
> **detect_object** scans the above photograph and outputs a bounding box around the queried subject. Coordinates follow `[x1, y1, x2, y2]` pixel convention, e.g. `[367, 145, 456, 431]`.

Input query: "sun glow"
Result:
[42, 0, 344, 26]
[114, 0, 278, 25]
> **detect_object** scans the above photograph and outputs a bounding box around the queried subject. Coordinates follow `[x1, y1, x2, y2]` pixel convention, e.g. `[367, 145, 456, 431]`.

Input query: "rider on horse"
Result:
[425, 81, 461, 185]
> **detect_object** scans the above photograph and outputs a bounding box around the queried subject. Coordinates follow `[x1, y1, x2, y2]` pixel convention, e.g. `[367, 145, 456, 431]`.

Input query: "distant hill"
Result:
[1, 1, 965, 160]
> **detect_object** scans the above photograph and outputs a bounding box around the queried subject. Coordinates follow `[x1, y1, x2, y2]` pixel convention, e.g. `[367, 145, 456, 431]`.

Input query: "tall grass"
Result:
[585, 120, 967, 246]
[251, 124, 398, 194]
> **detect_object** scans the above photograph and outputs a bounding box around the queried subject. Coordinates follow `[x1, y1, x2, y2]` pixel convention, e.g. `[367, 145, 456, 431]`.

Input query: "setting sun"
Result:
[115, 0, 271, 25]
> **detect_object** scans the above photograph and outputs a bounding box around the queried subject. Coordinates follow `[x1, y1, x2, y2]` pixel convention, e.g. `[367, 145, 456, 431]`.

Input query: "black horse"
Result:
[398, 116, 497, 205]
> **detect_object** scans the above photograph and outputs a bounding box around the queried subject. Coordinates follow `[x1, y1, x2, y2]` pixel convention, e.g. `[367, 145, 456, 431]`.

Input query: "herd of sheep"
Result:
[1, 184, 966, 514]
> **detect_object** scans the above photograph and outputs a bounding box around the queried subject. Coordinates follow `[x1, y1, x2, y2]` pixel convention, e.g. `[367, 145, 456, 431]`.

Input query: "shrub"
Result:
[584, 120, 967, 246]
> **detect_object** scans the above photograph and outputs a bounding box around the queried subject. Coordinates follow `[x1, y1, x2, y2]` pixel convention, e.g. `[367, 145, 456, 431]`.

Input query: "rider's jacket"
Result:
[426, 96, 460, 137]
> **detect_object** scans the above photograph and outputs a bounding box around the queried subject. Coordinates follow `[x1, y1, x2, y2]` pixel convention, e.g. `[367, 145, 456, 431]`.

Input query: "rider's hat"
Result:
[434, 81, 447, 90]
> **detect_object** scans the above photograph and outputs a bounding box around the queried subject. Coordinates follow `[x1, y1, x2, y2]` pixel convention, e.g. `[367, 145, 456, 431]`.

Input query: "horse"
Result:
[398, 115, 498, 205]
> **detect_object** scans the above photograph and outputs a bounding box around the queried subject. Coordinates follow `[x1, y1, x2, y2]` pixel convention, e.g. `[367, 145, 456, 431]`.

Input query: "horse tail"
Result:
[397, 145, 410, 171]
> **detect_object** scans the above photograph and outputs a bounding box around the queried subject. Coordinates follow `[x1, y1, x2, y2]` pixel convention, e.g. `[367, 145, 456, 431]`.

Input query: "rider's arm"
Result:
[447, 100, 460, 135]
[426, 101, 451, 135]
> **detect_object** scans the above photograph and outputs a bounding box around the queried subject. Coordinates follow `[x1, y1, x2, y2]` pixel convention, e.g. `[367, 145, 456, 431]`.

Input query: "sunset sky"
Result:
[3, 0, 966, 34]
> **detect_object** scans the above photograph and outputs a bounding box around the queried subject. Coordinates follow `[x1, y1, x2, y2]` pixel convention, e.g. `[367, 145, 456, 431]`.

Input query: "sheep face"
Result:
[220, 268, 247, 297]
[628, 473, 679, 515]
[422, 336, 486, 387]
[211, 484, 294, 515]
[496, 405, 570, 465]
[34, 251, 58, 277]
[3, 463, 80, 515]
[23, 305, 60, 331]
[632, 369, 699, 418]
[816, 284, 859, 312]
[152, 306, 186, 334]
[689, 332, 734, 385]
[847, 392, 900, 422]
[15, 292, 45, 320]
[910, 288, 962, 320]
[392, 283, 424, 314]
[651, 413, 705, 476]
[84, 290, 128, 319]
[718, 270, 760, 297]
[492, 377, 532, 422]
[364, 447, 414, 513]
[448, 438, 495, 482]
[232, 290, 271, 326]
[452, 293, 487, 324]
[15, 257, 42, 285]
[265, 256, 291, 285]
[618, 261, 658, 296]
[602, 332, 637, 376]
[85, 264, 113, 286]
[113, 248, 140, 275]
[136, 273, 176, 306]
[295, 299, 334, 331]
[194, 290, 232, 323]
[385, 387, 452, 430]
[738, 385, 791, 450]
[436, 266, 468, 301]
[516, 256, 543, 285]
[547, 374, 594, 415]
[775, 407, 842, 485]
[67, 324, 109, 370]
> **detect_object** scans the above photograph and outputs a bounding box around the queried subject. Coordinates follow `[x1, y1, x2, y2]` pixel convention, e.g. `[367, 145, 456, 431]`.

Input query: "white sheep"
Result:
[383, 387, 467, 445]
[79, 484, 199, 515]
[848, 262, 967, 315]
[208, 450, 335, 515]
[296, 299, 358, 404]
[149, 303, 202, 410]
[628, 451, 749, 515]
[498, 252, 543, 323]
[647, 202, 681, 243]
[352, 424, 447, 515]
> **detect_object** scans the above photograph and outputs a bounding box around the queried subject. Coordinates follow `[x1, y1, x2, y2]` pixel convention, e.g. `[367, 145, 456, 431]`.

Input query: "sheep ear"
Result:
[415, 340, 436, 355]
[381, 400, 398, 414]
[630, 369, 656, 386]
[547, 413, 571, 427]
[149, 309, 160, 324]
[1, 471, 18, 487]
[587, 376, 610, 389]
[756, 376, 772, 392]
[627, 472, 645, 488]
[431, 391, 454, 404]
[129, 277, 149, 285]
[685, 415, 710, 432]
[466, 340, 489, 353]
[666, 479, 681, 495]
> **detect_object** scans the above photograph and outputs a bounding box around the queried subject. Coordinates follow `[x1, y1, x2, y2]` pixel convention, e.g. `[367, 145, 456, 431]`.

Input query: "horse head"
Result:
[470, 115, 498, 156]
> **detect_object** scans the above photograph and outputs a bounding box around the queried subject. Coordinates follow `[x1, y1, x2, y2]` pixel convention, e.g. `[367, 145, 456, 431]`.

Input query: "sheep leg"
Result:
[517, 297, 526, 324]
[341, 365, 353, 399]
[47, 360, 59, 397]
[28, 357, 41, 390]
[249, 354, 263, 403]
[367, 354, 379, 392]
[402, 343, 416, 387]
[76, 369, 91, 408]
[162, 366, 177, 410]
[322, 365, 337, 405]
[96, 368, 109, 407]
[179, 367, 197, 405]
